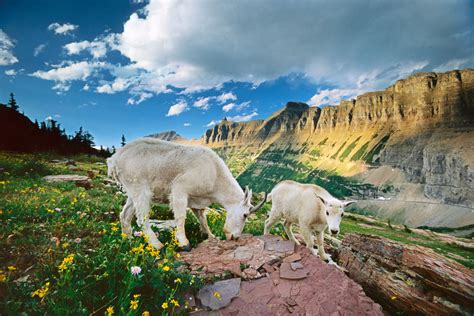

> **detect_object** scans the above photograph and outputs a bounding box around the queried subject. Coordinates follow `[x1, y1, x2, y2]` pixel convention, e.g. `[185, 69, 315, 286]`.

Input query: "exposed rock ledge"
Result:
[180, 235, 383, 315]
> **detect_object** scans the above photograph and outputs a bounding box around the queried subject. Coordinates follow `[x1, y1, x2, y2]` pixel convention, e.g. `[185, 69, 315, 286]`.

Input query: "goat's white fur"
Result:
[264, 180, 354, 260]
[107, 138, 261, 249]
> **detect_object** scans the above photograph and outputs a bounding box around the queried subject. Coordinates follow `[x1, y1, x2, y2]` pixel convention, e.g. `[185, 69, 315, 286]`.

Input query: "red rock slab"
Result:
[206, 246, 384, 315]
[180, 235, 295, 279]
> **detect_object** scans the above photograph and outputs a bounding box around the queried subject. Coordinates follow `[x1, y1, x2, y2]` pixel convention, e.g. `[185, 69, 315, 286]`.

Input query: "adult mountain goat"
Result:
[264, 180, 354, 260]
[107, 138, 266, 250]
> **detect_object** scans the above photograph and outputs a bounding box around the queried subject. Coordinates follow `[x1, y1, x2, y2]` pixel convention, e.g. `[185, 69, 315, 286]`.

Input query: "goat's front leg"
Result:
[171, 189, 191, 250]
[315, 230, 331, 261]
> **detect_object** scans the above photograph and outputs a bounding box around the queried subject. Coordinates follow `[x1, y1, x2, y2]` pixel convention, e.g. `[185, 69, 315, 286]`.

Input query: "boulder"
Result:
[336, 233, 474, 315]
[43, 175, 92, 189]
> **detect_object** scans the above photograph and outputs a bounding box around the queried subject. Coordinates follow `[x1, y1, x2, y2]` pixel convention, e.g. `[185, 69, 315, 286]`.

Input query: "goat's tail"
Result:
[266, 192, 272, 202]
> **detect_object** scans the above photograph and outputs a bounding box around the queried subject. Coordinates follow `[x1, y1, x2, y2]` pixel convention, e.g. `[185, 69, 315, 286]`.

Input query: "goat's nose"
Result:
[330, 229, 339, 235]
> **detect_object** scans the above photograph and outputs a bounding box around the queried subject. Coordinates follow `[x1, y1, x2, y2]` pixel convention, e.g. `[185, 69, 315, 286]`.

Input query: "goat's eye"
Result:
[326, 211, 329, 216]
[341, 213, 344, 217]
[243, 214, 248, 219]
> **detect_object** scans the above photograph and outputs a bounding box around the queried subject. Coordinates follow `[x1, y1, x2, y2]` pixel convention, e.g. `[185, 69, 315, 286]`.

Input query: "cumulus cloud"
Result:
[166, 100, 188, 117]
[116, 0, 473, 95]
[223, 101, 250, 112]
[228, 111, 258, 122]
[31, 61, 106, 82]
[34, 43, 47, 57]
[183, 122, 191, 126]
[216, 92, 237, 104]
[193, 97, 212, 110]
[48, 22, 78, 35]
[65, 40, 107, 59]
[127, 92, 153, 105]
[206, 120, 220, 127]
[0, 29, 19, 66]
[96, 77, 132, 94]
[5, 69, 17, 76]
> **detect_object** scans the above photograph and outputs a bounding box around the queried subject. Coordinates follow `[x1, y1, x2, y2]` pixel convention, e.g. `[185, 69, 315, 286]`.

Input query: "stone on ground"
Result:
[43, 174, 92, 189]
[197, 278, 241, 310]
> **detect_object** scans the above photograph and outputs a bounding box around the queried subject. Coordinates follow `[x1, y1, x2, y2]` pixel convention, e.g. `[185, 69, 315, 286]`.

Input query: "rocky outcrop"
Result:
[336, 233, 474, 315]
[182, 235, 383, 315]
[43, 174, 92, 189]
[146, 130, 184, 142]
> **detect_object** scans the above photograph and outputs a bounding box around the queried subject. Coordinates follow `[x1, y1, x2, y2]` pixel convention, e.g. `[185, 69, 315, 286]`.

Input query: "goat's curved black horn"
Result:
[250, 192, 267, 213]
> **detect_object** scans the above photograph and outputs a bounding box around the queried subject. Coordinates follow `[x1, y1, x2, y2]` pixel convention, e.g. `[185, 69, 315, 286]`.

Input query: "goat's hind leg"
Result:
[120, 196, 135, 237]
[283, 220, 300, 245]
[134, 192, 164, 250]
[192, 208, 215, 239]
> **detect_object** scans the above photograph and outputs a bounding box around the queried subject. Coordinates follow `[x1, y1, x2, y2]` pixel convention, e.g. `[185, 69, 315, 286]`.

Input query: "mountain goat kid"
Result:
[107, 138, 266, 250]
[264, 180, 354, 260]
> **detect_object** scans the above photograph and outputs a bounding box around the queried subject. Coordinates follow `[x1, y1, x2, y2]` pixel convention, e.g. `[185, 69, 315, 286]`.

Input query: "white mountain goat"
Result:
[264, 180, 354, 260]
[107, 138, 266, 250]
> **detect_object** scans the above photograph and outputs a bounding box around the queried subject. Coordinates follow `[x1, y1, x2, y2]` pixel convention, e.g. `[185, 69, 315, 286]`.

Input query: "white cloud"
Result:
[34, 43, 47, 57]
[31, 61, 106, 82]
[64, 40, 107, 59]
[82, 83, 90, 91]
[206, 120, 219, 127]
[166, 100, 188, 117]
[52, 82, 71, 93]
[96, 77, 131, 94]
[433, 58, 470, 72]
[228, 111, 258, 122]
[222, 103, 236, 112]
[308, 89, 360, 107]
[193, 97, 212, 110]
[0, 29, 19, 66]
[127, 92, 153, 105]
[222, 101, 250, 112]
[216, 92, 237, 104]
[48, 22, 78, 35]
[183, 122, 191, 126]
[5, 69, 17, 76]
[115, 0, 473, 95]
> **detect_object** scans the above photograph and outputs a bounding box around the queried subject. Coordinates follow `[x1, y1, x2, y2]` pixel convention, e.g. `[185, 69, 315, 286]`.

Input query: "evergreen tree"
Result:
[121, 134, 126, 147]
[8, 93, 19, 111]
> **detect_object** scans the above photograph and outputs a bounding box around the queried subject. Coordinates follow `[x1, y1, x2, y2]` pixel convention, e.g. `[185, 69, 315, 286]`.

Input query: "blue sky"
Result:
[1, 0, 473, 147]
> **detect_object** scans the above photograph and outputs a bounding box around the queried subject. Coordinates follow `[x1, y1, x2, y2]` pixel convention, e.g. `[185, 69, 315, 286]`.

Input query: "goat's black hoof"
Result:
[180, 244, 192, 252]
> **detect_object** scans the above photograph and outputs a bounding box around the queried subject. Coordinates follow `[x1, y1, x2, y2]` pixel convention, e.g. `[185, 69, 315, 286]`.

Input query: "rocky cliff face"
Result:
[147, 130, 184, 142]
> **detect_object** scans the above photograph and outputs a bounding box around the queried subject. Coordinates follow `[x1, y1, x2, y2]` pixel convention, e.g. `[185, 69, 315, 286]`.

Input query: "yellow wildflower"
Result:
[174, 278, 182, 284]
[163, 266, 170, 272]
[47, 209, 54, 213]
[170, 299, 179, 307]
[31, 282, 50, 298]
[133, 294, 141, 299]
[121, 233, 128, 239]
[0, 273, 6, 282]
[175, 253, 181, 258]
[106, 306, 114, 315]
[62, 242, 69, 249]
[142, 311, 150, 316]
[59, 254, 75, 272]
[130, 299, 139, 310]
[7, 266, 16, 271]
[111, 226, 119, 232]
[213, 291, 222, 300]
[391, 296, 397, 300]
[162, 302, 169, 309]
[131, 244, 145, 254]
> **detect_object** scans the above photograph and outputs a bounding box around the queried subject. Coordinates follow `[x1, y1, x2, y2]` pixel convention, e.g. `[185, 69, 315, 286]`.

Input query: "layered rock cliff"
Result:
[186, 69, 474, 227]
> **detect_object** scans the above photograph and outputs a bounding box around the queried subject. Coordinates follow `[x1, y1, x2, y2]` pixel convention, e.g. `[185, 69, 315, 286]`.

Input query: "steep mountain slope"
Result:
[183, 69, 474, 228]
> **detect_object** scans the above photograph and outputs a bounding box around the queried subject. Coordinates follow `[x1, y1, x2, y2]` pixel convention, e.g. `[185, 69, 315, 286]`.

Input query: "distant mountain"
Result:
[146, 131, 184, 141]
[0, 104, 102, 155]
[179, 69, 474, 228]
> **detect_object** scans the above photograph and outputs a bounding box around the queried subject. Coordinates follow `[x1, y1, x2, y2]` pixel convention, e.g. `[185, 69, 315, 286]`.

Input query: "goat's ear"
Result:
[315, 194, 327, 205]
[343, 200, 356, 207]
